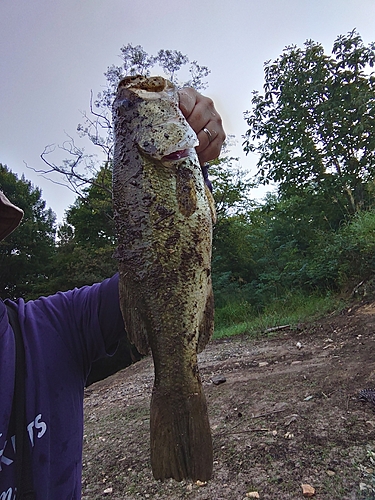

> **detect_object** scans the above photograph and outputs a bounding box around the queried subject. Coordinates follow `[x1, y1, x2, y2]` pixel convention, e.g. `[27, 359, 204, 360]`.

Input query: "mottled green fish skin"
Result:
[112, 75, 215, 482]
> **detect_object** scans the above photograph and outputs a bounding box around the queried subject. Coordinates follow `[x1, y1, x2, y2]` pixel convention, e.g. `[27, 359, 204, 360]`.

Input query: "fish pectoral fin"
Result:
[197, 285, 215, 353]
[118, 277, 150, 355]
[150, 387, 213, 482]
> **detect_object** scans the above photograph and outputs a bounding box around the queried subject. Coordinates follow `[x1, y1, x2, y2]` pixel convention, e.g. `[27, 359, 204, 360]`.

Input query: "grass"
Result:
[358, 448, 375, 499]
[213, 291, 347, 340]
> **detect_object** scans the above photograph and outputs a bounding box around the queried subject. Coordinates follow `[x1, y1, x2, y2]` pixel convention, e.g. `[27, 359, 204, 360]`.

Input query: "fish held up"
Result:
[112, 75, 215, 482]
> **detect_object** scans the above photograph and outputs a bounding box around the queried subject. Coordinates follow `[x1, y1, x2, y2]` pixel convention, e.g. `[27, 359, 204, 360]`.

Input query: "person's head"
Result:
[0, 191, 24, 241]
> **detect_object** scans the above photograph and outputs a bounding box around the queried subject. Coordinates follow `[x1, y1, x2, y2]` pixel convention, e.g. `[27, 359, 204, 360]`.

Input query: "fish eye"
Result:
[117, 98, 134, 114]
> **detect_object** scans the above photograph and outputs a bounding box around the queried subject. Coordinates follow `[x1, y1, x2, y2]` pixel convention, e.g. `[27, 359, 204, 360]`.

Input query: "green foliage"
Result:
[210, 146, 256, 304]
[212, 189, 375, 323]
[47, 243, 116, 293]
[334, 209, 375, 289]
[244, 29, 375, 215]
[210, 149, 255, 221]
[0, 164, 56, 300]
[66, 167, 114, 246]
[233, 29, 375, 324]
[249, 192, 343, 294]
[215, 190, 342, 310]
[44, 167, 117, 293]
[212, 191, 330, 313]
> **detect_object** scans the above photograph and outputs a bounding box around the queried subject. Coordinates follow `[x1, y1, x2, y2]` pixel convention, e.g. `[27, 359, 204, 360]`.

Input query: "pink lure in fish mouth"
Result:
[161, 149, 190, 161]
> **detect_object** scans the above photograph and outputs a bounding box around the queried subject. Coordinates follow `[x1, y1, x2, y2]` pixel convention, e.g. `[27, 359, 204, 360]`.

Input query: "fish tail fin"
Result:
[150, 387, 213, 482]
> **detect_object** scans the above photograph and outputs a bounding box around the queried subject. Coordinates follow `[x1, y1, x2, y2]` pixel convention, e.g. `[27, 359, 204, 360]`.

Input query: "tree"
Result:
[0, 164, 56, 300]
[209, 154, 255, 223]
[209, 153, 255, 278]
[44, 167, 117, 293]
[205, 140, 257, 309]
[243, 29, 375, 215]
[65, 167, 114, 247]
[35, 44, 210, 198]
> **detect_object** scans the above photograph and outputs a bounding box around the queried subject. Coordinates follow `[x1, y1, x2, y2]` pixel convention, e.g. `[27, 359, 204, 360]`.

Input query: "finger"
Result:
[179, 89, 217, 134]
[197, 135, 224, 164]
[196, 127, 216, 151]
[196, 123, 226, 164]
[188, 97, 217, 135]
[178, 88, 197, 121]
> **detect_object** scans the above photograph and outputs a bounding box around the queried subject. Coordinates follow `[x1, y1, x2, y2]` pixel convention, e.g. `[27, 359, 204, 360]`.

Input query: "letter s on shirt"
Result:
[34, 414, 47, 439]
[27, 414, 47, 447]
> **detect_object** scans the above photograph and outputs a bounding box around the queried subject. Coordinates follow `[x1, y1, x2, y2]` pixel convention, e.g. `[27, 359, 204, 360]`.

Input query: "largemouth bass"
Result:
[112, 75, 215, 482]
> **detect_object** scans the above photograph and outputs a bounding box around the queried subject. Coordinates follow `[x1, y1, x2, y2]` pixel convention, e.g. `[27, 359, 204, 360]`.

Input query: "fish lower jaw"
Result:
[161, 148, 195, 162]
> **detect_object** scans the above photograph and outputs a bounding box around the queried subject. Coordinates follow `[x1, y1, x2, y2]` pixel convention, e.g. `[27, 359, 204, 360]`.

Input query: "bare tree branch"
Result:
[27, 135, 112, 199]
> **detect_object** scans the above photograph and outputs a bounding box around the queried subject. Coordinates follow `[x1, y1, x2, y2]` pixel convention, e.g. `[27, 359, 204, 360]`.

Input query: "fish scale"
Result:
[112, 75, 215, 482]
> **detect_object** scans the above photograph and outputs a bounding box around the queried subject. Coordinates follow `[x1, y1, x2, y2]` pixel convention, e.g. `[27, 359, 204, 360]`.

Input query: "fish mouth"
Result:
[161, 149, 191, 162]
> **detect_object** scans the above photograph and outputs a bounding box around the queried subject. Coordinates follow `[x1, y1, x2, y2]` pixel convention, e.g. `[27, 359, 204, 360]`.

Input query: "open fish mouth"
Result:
[162, 149, 191, 162]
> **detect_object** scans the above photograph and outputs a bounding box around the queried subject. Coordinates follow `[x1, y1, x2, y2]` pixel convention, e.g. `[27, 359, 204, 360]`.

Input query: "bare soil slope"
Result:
[82, 301, 375, 499]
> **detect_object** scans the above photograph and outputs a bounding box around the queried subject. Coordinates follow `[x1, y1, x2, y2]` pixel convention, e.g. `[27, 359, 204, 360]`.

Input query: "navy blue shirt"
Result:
[0, 274, 125, 499]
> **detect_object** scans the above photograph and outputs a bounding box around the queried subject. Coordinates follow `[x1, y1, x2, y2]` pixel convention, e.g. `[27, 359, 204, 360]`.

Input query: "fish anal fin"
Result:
[150, 387, 213, 482]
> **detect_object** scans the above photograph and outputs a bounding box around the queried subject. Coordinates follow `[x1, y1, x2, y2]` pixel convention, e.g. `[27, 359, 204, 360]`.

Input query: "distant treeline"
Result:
[1, 161, 375, 312]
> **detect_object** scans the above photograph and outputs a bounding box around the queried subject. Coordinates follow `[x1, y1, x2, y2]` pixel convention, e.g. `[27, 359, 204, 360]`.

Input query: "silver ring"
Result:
[202, 127, 213, 143]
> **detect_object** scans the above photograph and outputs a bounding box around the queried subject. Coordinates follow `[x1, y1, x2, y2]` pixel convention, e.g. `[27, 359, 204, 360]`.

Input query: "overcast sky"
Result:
[1, 0, 375, 223]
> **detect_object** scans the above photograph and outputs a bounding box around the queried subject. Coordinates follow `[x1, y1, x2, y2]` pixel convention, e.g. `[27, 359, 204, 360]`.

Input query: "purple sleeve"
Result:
[21, 274, 126, 378]
[97, 273, 126, 352]
[201, 163, 213, 192]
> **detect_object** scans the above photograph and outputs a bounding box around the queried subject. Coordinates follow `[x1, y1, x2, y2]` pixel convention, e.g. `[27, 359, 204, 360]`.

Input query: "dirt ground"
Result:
[82, 300, 375, 499]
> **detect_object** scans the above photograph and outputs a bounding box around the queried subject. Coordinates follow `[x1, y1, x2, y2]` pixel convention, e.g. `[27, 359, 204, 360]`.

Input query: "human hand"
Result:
[178, 88, 226, 165]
